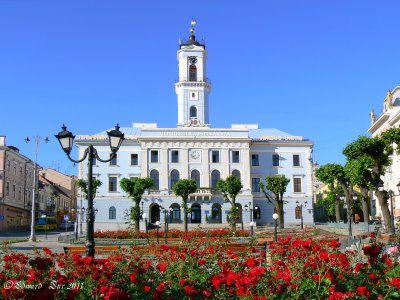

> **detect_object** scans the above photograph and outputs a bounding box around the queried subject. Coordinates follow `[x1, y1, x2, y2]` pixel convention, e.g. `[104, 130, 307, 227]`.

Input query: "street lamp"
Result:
[55, 124, 124, 257]
[80, 207, 85, 235]
[155, 220, 160, 244]
[40, 213, 47, 240]
[245, 202, 255, 236]
[272, 213, 279, 242]
[142, 212, 148, 239]
[25, 136, 49, 242]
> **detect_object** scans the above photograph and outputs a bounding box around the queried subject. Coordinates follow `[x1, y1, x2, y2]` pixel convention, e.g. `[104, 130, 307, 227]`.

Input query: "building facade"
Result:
[368, 87, 400, 220]
[76, 25, 314, 231]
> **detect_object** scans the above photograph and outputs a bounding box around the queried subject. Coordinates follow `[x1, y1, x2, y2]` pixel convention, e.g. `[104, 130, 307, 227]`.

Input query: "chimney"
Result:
[0, 136, 5, 147]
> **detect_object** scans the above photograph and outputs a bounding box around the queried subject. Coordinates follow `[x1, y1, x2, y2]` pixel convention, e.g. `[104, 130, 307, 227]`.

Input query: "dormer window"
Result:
[190, 106, 197, 118]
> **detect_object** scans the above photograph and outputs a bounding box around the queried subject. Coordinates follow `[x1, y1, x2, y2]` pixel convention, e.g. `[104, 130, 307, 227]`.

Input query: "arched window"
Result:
[190, 169, 200, 188]
[211, 170, 220, 189]
[170, 169, 180, 188]
[190, 106, 197, 118]
[253, 205, 261, 220]
[232, 170, 241, 181]
[211, 203, 222, 223]
[150, 170, 159, 190]
[109, 206, 116, 220]
[189, 64, 197, 81]
[191, 203, 201, 223]
[295, 206, 302, 219]
[170, 203, 181, 223]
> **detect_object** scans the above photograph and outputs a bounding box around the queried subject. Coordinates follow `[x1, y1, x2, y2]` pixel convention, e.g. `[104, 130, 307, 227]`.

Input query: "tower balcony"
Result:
[174, 80, 211, 91]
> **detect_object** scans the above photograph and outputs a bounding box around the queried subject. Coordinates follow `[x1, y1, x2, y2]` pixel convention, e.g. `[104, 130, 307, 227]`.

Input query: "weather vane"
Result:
[190, 19, 196, 35]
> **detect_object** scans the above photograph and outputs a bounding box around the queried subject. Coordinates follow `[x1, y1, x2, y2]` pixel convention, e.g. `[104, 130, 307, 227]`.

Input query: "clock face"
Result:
[190, 150, 200, 160]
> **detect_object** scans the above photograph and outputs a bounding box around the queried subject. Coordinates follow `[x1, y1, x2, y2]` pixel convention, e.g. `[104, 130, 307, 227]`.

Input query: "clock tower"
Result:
[175, 21, 211, 127]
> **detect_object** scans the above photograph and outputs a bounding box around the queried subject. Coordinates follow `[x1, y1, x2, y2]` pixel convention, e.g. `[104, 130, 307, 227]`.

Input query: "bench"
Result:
[63, 245, 120, 256]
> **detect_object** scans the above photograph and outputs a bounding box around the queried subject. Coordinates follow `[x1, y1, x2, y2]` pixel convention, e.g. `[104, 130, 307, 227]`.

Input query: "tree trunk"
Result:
[277, 200, 284, 229]
[360, 187, 370, 224]
[183, 199, 188, 232]
[135, 201, 140, 233]
[375, 191, 392, 233]
[335, 197, 341, 223]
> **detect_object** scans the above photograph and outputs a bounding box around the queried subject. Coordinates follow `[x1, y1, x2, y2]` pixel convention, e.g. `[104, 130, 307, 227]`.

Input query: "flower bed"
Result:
[1, 233, 399, 299]
[94, 229, 250, 240]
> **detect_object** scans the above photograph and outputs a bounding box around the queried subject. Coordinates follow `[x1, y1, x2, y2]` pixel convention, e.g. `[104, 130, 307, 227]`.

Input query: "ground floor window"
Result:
[191, 204, 201, 223]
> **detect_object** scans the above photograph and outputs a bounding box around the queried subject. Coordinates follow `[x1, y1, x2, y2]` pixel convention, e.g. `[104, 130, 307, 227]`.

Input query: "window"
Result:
[131, 154, 138, 165]
[211, 170, 220, 188]
[251, 154, 259, 166]
[109, 207, 116, 220]
[232, 150, 240, 163]
[171, 150, 179, 163]
[211, 151, 220, 163]
[170, 169, 180, 188]
[190, 169, 200, 188]
[190, 106, 197, 118]
[293, 155, 300, 167]
[211, 203, 222, 223]
[150, 170, 159, 189]
[5, 182, 9, 196]
[232, 170, 241, 181]
[294, 177, 302, 193]
[189, 64, 197, 81]
[150, 150, 159, 163]
[14, 163, 17, 175]
[110, 154, 117, 166]
[7, 160, 10, 171]
[19, 166, 23, 176]
[252, 178, 260, 192]
[272, 154, 280, 167]
[295, 206, 302, 219]
[12, 185, 16, 198]
[170, 204, 181, 223]
[108, 176, 117, 192]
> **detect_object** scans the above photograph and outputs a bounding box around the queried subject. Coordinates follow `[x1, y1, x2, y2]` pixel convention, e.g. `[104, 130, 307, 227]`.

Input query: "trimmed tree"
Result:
[343, 134, 397, 232]
[76, 179, 103, 199]
[259, 175, 290, 229]
[217, 176, 243, 232]
[173, 179, 198, 232]
[120, 177, 154, 233]
[315, 164, 346, 223]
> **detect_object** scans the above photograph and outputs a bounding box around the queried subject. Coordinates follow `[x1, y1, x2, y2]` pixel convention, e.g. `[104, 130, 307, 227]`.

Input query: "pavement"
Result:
[1, 232, 71, 255]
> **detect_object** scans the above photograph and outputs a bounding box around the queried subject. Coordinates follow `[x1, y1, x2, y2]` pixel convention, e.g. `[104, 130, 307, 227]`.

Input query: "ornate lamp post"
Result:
[55, 124, 124, 257]
[155, 220, 160, 244]
[272, 213, 279, 242]
[25, 136, 49, 242]
[245, 202, 255, 236]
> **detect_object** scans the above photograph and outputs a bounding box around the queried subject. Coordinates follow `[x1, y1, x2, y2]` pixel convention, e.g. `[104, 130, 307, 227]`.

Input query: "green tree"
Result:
[259, 175, 290, 229]
[315, 164, 346, 223]
[119, 177, 154, 233]
[173, 179, 198, 232]
[217, 176, 243, 232]
[343, 132, 400, 232]
[76, 179, 103, 199]
[344, 156, 374, 223]
[316, 189, 343, 222]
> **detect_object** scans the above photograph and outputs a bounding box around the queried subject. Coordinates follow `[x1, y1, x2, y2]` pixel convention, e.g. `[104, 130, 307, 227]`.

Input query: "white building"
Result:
[368, 87, 400, 220]
[75, 24, 314, 231]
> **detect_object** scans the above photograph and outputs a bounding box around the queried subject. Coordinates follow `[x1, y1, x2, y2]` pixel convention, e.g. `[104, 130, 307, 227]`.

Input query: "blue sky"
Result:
[1, 0, 399, 175]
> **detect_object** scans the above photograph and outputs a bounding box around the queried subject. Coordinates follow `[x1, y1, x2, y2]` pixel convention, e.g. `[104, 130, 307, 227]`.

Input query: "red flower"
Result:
[356, 286, 369, 296]
[179, 277, 186, 286]
[144, 286, 151, 293]
[129, 272, 137, 283]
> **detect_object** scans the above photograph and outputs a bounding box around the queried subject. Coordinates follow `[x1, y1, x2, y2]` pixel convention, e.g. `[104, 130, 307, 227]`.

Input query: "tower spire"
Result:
[190, 19, 196, 40]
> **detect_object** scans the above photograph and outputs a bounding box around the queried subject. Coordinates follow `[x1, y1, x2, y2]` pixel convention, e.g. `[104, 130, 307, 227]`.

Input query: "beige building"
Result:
[0, 136, 35, 231]
[0, 135, 78, 231]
